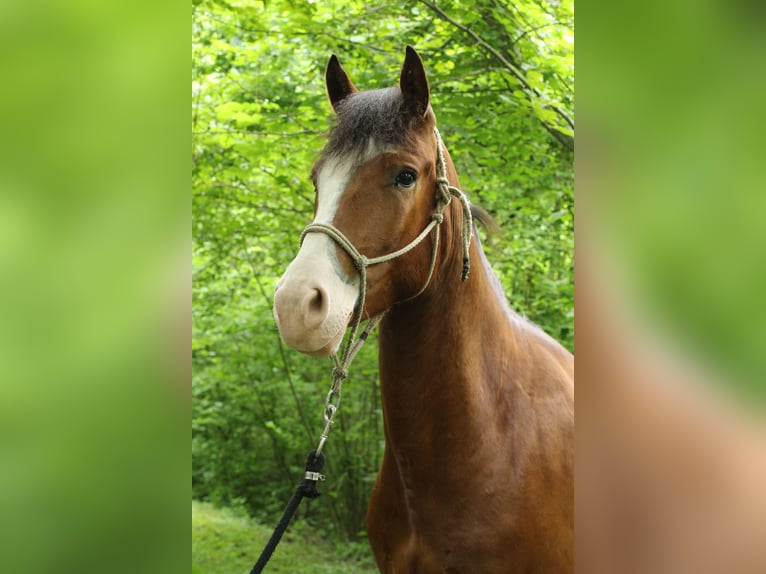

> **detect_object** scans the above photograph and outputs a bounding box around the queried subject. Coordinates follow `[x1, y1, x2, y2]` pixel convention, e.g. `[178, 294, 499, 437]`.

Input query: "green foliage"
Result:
[192, 0, 573, 545]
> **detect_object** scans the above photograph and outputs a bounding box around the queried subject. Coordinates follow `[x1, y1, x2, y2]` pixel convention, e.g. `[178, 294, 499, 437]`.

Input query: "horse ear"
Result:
[399, 45, 430, 117]
[326, 54, 358, 113]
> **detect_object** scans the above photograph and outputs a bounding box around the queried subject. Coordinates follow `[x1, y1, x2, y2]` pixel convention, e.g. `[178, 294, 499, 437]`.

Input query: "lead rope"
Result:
[249, 315, 381, 574]
[250, 128, 472, 573]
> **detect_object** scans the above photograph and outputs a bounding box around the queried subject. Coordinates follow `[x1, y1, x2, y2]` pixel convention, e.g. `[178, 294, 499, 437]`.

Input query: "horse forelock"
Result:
[323, 87, 425, 162]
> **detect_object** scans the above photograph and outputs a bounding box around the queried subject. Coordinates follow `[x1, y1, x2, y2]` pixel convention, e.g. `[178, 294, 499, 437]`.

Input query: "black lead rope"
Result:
[249, 450, 326, 574]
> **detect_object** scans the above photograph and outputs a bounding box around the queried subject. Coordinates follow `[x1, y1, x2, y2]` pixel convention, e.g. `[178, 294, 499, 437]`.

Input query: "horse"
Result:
[272, 46, 574, 573]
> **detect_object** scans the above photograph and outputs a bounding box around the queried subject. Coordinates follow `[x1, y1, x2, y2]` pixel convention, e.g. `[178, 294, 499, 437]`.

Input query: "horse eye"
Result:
[394, 169, 417, 188]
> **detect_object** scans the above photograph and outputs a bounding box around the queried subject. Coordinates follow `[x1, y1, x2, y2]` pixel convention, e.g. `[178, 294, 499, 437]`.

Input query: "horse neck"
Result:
[377, 153, 514, 455]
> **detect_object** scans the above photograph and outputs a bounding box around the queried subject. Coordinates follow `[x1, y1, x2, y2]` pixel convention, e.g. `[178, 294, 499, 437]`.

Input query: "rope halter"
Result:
[299, 127, 473, 366]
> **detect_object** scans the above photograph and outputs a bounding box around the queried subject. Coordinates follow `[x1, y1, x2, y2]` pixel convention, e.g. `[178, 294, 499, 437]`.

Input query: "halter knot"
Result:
[435, 179, 452, 206]
[431, 213, 444, 224]
[332, 367, 348, 382]
[354, 255, 368, 271]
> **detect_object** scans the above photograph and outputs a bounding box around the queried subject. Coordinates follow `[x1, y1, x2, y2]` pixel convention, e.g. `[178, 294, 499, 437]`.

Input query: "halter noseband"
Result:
[299, 127, 473, 362]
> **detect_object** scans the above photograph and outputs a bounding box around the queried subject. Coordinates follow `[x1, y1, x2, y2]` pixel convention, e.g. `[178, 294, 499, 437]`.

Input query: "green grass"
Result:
[192, 501, 378, 574]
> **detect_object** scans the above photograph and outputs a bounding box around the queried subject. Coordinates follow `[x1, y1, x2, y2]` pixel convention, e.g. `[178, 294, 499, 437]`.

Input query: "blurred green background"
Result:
[0, 0, 188, 573]
[579, 0, 766, 406]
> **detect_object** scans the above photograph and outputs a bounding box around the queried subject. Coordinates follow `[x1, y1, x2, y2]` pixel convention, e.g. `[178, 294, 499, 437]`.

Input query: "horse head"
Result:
[273, 47, 466, 356]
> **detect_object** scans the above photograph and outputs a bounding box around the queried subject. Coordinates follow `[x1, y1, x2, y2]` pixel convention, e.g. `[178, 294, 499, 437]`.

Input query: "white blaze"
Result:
[273, 147, 378, 355]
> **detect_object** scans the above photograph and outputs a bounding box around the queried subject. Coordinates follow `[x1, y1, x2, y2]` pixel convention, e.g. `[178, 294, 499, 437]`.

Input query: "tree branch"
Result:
[429, 66, 504, 86]
[418, 0, 574, 150]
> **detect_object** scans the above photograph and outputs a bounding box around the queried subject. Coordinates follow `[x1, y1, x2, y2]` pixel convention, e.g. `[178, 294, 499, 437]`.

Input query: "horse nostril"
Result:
[303, 287, 330, 329]
[308, 289, 323, 313]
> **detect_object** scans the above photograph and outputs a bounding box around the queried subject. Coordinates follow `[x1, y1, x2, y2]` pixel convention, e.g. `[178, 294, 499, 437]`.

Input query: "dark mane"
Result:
[324, 88, 422, 160]
[471, 204, 500, 243]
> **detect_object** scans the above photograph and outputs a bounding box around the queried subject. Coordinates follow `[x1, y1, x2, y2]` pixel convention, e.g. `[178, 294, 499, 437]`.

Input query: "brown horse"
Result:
[273, 46, 574, 573]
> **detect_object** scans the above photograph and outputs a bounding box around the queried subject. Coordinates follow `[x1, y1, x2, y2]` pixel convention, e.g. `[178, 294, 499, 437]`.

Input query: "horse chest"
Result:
[367, 452, 538, 573]
[367, 409, 573, 572]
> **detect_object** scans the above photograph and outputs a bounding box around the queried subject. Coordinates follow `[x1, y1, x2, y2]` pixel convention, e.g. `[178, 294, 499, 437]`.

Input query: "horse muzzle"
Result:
[272, 236, 357, 356]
